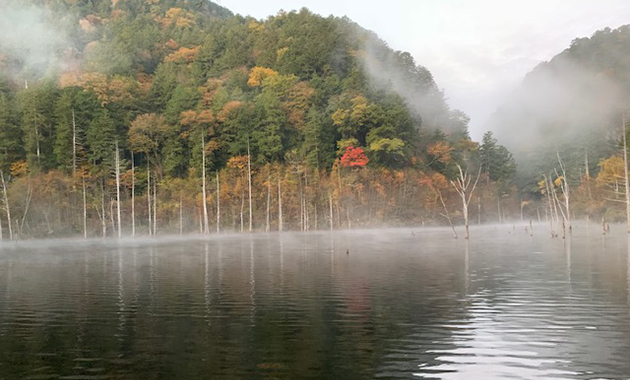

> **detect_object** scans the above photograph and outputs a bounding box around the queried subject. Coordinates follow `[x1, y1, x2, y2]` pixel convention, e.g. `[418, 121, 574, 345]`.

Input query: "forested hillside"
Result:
[488, 25, 630, 225]
[0, 0, 516, 238]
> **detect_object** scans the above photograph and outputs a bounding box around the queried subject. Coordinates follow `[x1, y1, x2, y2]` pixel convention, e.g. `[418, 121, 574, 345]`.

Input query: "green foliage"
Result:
[0, 0, 492, 182]
[479, 131, 516, 184]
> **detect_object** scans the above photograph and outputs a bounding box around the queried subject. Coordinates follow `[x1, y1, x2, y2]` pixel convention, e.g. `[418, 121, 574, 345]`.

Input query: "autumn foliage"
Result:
[341, 146, 369, 168]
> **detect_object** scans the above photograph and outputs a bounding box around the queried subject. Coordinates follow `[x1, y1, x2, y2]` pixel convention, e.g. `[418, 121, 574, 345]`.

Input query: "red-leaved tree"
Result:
[341, 146, 369, 168]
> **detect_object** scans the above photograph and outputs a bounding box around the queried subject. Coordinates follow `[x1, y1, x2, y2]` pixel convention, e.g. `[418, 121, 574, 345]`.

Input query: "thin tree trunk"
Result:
[266, 168, 271, 233]
[72, 109, 77, 178]
[278, 174, 283, 232]
[450, 164, 481, 240]
[115, 141, 122, 238]
[240, 191, 244, 233]
[623, 114, 630, 233]
[82, 177, 87, 239]
[216, 171, 220, 234]
[434, 187, 457, 239]
[247, 141, 253, 233]
[0, 170, 13, 240]
[131, 153, 135, 237]
[329, 192, 334, 231]
[477, 196, 481, 225]
[153, 176, 157, 235]
[179, 194, 183, 236]
[202, 133, 209, 234]
[556, 152, 571, 234]
[101, 185, 107, 238]
[110, 198, 116, 235]
[20, 179, 32, 237]
[147, 165, 152, 236]
[497, 195, 502, 223]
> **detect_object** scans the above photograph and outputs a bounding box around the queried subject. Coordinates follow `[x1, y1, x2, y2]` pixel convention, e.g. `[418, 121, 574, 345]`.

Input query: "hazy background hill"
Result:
[489, 25, 630, 193]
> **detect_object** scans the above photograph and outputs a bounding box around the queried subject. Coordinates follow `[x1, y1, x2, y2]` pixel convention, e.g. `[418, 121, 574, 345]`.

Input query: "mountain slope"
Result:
[490, 25, 630, 191]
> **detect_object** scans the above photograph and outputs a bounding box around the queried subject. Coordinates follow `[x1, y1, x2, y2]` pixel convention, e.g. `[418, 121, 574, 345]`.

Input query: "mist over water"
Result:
[1, 227, 630, 379]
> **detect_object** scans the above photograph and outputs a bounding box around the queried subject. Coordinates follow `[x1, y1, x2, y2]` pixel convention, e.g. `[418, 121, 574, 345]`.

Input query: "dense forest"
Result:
[0, 0, 524, 239]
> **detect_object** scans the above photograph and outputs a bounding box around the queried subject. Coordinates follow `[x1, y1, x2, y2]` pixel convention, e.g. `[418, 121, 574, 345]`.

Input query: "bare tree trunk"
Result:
[329, 192, 334, 231]
[266, 168, 270, 233]
[623, 114, 630, 233]
[115, 141, 122, 238]
[131, 153, 135, 237]
[199, 209, 203, 234]
[202, 133, 209, 234]
[82, 177, 87, 239]
[278, 174, 283, 232]
[72, 109, 77, 177]
[240, 191, 244, 233]
[304, 173, 309, 231]
[497, 195, 502, 224]
[36, 129, 40, 164]
[147, 165, 152, 236]
[543, 175, 558, 237]
[216, 171, 220, 234]
[153, 176, 157, 235]
[179, 194, 183, 236]
[450, 164, 481, 239]
[101, 185, 107, 238]
[477, 196, 481, 225]
[434, 187, 458, 239]
[247, 141, 253, 233]
[20, 179, 33, 237]
[110, 198, 116, 234]
[0, 170, 13, 240]
[556, 151, 571, 234]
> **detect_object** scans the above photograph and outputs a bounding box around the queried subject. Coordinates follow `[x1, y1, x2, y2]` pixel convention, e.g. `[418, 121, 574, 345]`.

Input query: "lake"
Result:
[1, 225, 629, 379]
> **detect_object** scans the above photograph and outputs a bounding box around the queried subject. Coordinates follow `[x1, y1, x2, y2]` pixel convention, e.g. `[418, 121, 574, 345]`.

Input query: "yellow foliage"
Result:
[248, 67, 278, 87]
[10, 161, 28, 177]
[332, 109, 349, 126]
[248, 21, 265, 33]
[157, 8, 194, 28]
[596, 156, 624, 186]
[277, 47, 288, 61]
[350, 96, 369, 123]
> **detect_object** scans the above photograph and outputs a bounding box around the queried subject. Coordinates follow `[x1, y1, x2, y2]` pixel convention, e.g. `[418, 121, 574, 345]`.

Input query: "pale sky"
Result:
[219, 0, 630, 139]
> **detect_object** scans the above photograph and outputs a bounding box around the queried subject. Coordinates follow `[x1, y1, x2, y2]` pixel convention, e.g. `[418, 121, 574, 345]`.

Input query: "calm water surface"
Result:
[1, 226, 629, 379]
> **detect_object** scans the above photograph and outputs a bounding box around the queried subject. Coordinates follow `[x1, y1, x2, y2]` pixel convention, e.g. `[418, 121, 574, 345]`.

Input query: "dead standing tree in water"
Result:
[555, 151, 571, 236]
[450, 163, 481, 239]
[0, 170, 13, 241]
[623, 114, 630, 233]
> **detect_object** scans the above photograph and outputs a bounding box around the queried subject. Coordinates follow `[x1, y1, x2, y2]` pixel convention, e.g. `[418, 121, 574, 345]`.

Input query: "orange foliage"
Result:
[180, 109, 214, 126]
[285, 81, 314, 128]
[227, 156, 248, 171]
[427, 141, 452, 164]
[217, 101, 244, 122]
[199, 78, 223, 107]
[164, 46, 200, 64]
[66, 72, 136, 105]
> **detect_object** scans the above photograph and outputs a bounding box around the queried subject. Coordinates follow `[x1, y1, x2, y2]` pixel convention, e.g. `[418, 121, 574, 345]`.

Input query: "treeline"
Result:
[0, 0, 518, 239]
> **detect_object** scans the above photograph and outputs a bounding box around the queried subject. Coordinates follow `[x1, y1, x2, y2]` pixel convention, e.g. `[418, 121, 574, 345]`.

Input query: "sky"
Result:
[220, 0, 630, 139]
